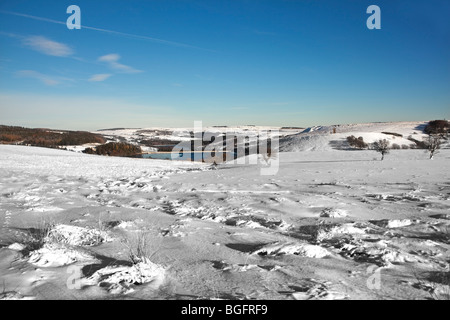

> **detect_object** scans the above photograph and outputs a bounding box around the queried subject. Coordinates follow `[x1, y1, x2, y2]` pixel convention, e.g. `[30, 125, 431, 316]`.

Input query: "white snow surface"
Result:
[48, 224, 111, 246]
[0, 145, 205, 178]
[28, 243, 97, 267]
[1, 124, 449, 300]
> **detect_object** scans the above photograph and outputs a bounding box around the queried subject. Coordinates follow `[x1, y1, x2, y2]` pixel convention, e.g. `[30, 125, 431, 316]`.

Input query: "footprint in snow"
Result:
[282, 280, 348, 300]
[319, 208, 348, 218]
[210, 260, 281, 273]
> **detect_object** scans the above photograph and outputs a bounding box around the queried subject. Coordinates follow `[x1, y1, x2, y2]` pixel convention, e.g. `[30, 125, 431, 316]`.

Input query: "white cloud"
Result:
[98, 53, 142, 74]
[23, 36, 73, 57]
[89, 74, 112, 82]
[98, 54, 120, 63]
[16, 70, 60, 86]
[3, 11, 209, 51]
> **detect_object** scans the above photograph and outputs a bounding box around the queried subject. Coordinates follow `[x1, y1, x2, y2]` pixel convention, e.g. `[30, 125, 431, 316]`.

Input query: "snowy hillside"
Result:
[280, 121, 432, 152]
[95, 126, 302, 146]
[91, 121, 446, 154]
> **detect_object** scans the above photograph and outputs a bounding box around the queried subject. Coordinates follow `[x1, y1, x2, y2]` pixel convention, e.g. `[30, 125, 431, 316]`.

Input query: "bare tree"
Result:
[372, 139, 390, 161]
[426, 135, 441, 160]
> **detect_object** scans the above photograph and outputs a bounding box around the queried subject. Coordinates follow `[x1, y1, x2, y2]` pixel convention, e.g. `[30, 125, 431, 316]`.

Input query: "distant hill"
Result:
[97, 128, 142, 131]
[279, 121, 443, 152]
[0, 125, 106, 148]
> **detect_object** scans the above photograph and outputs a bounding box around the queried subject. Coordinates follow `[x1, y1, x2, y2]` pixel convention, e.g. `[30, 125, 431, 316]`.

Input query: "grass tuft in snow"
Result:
[122, 231, 160, 265]
[7, 220, 54, 255]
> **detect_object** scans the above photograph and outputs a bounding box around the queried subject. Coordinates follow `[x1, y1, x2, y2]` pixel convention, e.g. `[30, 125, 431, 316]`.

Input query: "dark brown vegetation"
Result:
[346, 135, 368, 149]
[140, 137, 190, 152]
[407, 136, 428, 149]
[382, 132, 403, 137]
[425, 120, 449, 136]
[0, 125, 105, 148]
[136, 129, 173, 135]
[281, 127, 304, 130]
[83, 142, 141, 157]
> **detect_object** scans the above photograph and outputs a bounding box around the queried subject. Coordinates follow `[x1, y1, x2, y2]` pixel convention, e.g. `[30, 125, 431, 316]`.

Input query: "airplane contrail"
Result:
[0, 10, 212, 51]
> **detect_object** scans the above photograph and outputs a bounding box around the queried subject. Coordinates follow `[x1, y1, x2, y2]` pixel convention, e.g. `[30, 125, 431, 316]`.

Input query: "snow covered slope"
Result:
[0, 145, 205, 178]
[280, 121, 430, 152]
[95, 126, 302, 146]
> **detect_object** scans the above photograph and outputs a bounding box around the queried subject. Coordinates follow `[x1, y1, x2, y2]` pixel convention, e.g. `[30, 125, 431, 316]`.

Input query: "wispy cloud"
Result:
[22, 35, 73, 57]
[88, 73, 112, 82]
[0, 31, 21, 38]
[98, 54, 142, 74]
[0, 10, 212, 51]
[16, 70, 60, 85]
[98, 54, 120, 63]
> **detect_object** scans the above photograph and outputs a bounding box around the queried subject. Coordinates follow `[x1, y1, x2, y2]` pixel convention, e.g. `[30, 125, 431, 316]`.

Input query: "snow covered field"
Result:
[1, 129, 450, 299]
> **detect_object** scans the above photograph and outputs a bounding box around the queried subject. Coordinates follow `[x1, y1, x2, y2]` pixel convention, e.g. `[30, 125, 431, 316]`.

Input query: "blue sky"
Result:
[0, 0, 449, 130]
